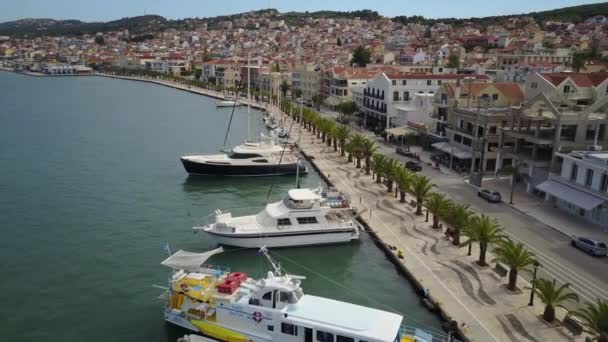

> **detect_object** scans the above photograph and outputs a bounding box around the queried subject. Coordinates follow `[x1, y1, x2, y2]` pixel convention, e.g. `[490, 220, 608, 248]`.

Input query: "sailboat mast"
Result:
[296, 99, 303, 189]
[247, 53, 251, 142]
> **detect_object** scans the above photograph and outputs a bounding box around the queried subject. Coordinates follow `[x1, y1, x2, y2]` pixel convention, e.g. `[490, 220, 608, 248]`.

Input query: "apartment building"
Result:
[525, 72, 608, 104]
[259, 71, 284, 95]
[537, 151, 608, 226]
[202, 59, 241, 88]
[430, 82, 524, 174]
[362, 73, 490, 131]
[499, 93, 608, 193]
[495, 49, 573, 69]
[292, 63, 320, 101]
[324, 67, 379, 106]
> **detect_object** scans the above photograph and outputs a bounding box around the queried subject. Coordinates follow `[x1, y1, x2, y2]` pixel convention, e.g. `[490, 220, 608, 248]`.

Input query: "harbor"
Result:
[0, 72, 444, 342]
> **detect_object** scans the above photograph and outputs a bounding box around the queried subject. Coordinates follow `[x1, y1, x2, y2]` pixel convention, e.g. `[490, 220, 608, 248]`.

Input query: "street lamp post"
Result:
[528, 261, 541, 306]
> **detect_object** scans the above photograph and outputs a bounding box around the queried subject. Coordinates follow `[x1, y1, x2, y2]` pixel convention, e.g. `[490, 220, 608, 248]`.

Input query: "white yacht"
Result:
[180, 140, 306, 176]
[160, 247, 434, 342]
[216, 100, 241, 107]
[194, 187, 359, 248]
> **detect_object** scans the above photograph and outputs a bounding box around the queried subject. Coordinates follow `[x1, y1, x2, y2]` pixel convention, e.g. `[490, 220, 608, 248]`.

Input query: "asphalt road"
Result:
[381, 142, 608, 307]
[316, 106, 608, 305]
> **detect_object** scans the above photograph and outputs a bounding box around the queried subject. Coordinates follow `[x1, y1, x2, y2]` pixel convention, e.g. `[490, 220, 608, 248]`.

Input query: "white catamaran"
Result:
[160, 247, 435, 342]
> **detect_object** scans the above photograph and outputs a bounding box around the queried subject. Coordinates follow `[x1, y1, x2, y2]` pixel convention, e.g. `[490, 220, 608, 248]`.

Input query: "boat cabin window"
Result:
[296, 217, 318, 224]
[230, 153, 262, 159]
[277, 218, 292, 225]
[283, 198, 314, 209]
[316, 330, 334, 342]
[252, 159, 269, 163]
[248, 298, 260, 306]
[262, 291, 272, 300]
[281, 323, 298, 336]
[279, 291, 298, 304]
[337, 336, 354, 342]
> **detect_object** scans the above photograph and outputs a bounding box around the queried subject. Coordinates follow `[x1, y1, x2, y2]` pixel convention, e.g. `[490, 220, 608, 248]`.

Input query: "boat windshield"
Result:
[283, 197, 314, 209]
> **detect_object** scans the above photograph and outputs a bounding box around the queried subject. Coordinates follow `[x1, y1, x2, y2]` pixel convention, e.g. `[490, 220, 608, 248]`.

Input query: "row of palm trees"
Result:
[282, 100, 607, 340]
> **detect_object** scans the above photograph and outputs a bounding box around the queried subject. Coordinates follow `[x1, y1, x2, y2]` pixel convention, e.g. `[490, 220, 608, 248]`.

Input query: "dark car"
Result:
[478, 189, 502, 203]
[405, 161, 422, 172]
[571, 236, 607, 257]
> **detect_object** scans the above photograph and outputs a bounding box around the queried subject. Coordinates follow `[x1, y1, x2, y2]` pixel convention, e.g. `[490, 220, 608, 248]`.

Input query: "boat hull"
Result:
[204, 228, 359, 248]
[181, 158, 307, 176]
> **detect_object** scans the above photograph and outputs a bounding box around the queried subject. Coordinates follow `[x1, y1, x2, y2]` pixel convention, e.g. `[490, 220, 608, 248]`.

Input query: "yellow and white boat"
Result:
[160, 247, 437, 342]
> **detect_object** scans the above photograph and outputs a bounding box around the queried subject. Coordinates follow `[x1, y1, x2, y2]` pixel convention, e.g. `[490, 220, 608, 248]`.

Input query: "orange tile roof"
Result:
[541, 72, 608, 87]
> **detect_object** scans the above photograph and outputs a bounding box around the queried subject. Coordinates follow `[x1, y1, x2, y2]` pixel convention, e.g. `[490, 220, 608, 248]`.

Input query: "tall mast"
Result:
[296, 99, 303, 189]
[247, 53, 251, 142]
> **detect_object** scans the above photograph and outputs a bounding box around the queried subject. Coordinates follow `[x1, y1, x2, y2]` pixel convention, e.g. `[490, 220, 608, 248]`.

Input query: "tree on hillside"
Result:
[447, 54, 460, 68]
[572, 52, 586, 72]
[351, 46, 371, 67]
[95, 35, 105, 45]
[337, 37, 342, 46]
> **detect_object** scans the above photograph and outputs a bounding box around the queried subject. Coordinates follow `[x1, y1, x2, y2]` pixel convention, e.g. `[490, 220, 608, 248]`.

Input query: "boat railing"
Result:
[400, 325, 461, 342]
[196, 207, 263, 226]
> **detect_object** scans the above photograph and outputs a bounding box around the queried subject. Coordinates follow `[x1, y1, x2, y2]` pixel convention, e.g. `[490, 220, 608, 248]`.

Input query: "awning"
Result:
[161, 247, 224, 271]
[431, 142, 472, 159]
[386, 126, 418, 136]
[537, 180, 605, 210]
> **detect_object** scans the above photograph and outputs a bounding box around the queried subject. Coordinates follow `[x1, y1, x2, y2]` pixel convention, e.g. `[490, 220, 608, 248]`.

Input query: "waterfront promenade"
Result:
[293, 124, 582, 342]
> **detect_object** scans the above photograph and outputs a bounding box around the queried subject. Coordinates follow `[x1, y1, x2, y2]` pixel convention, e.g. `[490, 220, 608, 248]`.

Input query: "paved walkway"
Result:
[286, 115, 584, 341]
[482, 178, 608, 241]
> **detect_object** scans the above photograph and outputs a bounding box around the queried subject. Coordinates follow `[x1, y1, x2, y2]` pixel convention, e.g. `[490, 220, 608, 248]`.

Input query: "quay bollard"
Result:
[397, 249, 404, 259]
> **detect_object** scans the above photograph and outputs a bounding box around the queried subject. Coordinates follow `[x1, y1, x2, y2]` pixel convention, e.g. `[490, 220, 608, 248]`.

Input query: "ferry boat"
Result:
[180, 141, 307, 177]
[160, 247, 434, 342]
[194, 187, 359, 248]
[217, 100, 242, 107]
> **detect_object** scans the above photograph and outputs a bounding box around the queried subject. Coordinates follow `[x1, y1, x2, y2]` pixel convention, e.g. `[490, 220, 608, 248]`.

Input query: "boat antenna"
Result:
[259, 246, 282, 276]
[247, 52, 251, 142]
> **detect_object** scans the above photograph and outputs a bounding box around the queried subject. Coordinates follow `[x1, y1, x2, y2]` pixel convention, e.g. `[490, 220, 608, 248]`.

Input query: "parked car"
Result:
[405, 161, 422, 172]
[396, 146, 420, 159]
[478, 189, 502, 203]
[571, 236, 607, 257]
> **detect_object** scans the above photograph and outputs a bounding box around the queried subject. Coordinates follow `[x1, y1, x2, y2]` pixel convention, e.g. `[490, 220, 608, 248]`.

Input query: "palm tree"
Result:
[410, 175, 434, 216]
[382, 158, 400, 193]
[370, 154, 387, 183]
[445, 203, 473, 246]
[424, 192, 450, 229]
[350, 134, 366, 168]
[528, 278, 579, 323]
[574, 299, 608, 342]
[334, 125, 351, 157]
[461, 215, 506, 266]
[361, 138, 378, 175]
[493, 239, 537, 291]
[394, 166, 414, 203]
[499, 161, 526, 205]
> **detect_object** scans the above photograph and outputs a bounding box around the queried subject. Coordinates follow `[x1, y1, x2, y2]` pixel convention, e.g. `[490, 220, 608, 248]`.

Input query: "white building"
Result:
[362, 72, 490, 130]
[537, 151, 608, 227]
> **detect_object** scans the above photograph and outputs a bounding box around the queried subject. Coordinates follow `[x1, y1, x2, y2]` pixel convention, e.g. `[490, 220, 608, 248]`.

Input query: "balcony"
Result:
[363, 88, 385, 100]
[363, 102, 387, 114]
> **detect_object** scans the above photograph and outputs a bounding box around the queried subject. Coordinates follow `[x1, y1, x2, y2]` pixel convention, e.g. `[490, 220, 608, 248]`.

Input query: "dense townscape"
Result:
[2, 4, 608, 342]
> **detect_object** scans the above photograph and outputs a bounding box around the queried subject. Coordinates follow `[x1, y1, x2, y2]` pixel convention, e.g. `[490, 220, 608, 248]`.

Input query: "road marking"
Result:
[504, 231, 608, 302]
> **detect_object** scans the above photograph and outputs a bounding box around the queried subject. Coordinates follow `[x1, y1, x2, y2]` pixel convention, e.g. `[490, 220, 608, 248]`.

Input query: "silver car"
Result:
[571, 236, 607, 257]
[478, 189, 502, 203]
